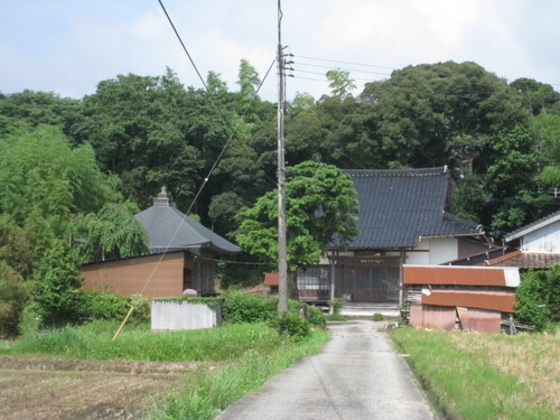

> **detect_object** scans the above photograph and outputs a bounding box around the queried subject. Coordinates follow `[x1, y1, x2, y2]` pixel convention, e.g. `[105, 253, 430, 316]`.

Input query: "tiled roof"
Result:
[345, 167, 481, 248]
[135, 190, 241, 254]
[484, 250, 560, 269]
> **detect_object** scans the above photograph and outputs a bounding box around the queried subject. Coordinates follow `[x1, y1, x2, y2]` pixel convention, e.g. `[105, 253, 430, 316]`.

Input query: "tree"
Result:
[510, 78, 560, 116]
[31, 244, 83, 328]
[515, 265, 560, 330]
[0, 125, 114, 256]
[0, 216, 33, 336]
[486, 126, 539, 231]
[364, 61, 527, 169]
[235, 59, 262, 120]
[326, 69, 356, 98]
[77, 70, 210, 209]
[72, 203, 149, 263]
[236, 161, 359, 297]
[0, 90, 84, 139]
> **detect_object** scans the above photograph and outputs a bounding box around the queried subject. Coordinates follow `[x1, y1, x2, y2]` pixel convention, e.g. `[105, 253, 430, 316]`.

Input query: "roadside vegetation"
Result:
[390, 327, 560, 420]
[1, 292, 329, 419]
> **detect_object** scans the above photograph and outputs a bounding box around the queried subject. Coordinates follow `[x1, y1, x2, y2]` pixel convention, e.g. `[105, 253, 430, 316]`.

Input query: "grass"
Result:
[1, 319, 330, 419]
[148, 329, 329, 419]
[390, 327, 560, 420]
[0, 320, 285, 362]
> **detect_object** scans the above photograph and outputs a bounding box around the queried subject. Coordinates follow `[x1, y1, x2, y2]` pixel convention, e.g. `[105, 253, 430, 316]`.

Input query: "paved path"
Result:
[215, 320, 435, 420]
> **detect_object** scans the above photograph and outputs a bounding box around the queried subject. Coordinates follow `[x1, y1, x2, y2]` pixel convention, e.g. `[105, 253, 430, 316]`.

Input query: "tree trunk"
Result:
[287, 270, 299, 300]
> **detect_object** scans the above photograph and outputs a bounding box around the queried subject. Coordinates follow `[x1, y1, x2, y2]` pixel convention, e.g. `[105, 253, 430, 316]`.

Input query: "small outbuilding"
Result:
[403, 265, 520, 333]
[81, 188, 240, 299]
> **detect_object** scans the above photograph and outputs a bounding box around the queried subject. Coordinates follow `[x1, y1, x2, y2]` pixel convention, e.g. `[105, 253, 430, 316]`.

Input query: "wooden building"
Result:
[297, 167, 498, 305]
[81, 189, 240, 299]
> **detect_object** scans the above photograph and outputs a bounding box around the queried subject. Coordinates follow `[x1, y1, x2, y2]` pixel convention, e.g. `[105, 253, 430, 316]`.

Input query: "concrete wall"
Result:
[151, 300, 222, 332]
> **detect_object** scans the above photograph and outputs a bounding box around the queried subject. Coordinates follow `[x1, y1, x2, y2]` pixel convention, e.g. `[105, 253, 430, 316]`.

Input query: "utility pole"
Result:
[277, 0, 288, 314]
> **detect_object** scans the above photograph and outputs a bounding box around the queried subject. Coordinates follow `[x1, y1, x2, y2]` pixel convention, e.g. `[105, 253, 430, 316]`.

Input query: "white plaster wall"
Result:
[405, 251, 430, 265]
[522, 221, 560, 252]
[428, 238, 458, 265]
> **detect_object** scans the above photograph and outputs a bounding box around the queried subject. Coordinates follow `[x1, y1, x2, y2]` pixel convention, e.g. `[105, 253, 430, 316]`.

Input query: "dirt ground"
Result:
[0, 355, 206, 420]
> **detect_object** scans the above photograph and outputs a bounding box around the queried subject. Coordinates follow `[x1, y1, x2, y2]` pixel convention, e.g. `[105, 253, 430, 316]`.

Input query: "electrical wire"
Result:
[138, 1, 278, 294]
[158, 0, 207, 91]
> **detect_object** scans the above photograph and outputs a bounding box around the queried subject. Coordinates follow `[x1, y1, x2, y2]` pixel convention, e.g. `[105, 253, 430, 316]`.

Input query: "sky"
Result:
[1, 0, 559, 102]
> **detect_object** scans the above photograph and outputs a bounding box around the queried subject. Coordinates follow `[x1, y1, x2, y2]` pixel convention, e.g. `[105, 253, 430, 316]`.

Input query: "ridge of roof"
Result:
[345, 166, 447, 177]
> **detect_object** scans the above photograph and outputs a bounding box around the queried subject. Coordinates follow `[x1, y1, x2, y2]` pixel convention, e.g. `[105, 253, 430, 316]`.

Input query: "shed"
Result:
[403, 265, 520, 333]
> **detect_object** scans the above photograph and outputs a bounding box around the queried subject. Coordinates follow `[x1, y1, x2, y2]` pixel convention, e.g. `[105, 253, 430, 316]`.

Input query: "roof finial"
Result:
[155, 187, 170, 206]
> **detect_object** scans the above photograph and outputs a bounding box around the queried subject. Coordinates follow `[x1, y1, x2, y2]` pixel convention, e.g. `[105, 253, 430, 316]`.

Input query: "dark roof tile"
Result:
[135, 191, 240, 254]
[345, 167, 480, 248]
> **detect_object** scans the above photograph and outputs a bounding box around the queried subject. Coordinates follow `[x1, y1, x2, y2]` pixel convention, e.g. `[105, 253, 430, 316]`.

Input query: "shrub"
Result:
[307, 306, 327, 330]
[329, 298, 344, 314]
[18, 303, 41, 336]
[222, 292, 278, 324]
[326, 313, 347, 321]
[515, 265, 560, 330]
[277, 311, 310, 340]
[31, 245, 82, 328]
[372, 313, 385, 321]
[76, 291, 150, 324]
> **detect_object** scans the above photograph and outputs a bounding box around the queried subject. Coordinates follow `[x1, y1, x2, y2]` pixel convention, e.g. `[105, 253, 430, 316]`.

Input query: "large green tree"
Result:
[362, 61, 528, 169]
[76, 69, 213, 209]
[0, 90, 84, 139]
[236, 161, 359, 297]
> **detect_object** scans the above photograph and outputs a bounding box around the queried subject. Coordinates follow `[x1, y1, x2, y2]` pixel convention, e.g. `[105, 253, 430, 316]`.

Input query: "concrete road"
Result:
[215, 320, 435, 420]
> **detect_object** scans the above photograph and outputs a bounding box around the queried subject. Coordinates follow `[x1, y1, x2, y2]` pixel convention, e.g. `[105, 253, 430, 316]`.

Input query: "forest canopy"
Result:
[2, 59, 560, 333]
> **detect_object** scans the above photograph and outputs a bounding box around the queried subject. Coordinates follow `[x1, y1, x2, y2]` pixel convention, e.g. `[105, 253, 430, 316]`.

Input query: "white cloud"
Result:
[1, 0, 559, 101]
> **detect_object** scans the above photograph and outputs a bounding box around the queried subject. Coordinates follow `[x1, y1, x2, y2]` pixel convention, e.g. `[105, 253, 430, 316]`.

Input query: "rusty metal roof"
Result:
[422, 290, 517, 313]
[403, 265, 520, 287]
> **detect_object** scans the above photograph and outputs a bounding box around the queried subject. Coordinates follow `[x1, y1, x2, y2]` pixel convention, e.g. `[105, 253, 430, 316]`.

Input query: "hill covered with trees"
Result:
[2, 59, 560, 333]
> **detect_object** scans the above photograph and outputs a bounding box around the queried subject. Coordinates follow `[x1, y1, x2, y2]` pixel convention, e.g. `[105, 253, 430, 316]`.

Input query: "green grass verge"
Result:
[148, 329, 329, 420]
[390, 328, 560, 420]
[1, 319, 330, 420]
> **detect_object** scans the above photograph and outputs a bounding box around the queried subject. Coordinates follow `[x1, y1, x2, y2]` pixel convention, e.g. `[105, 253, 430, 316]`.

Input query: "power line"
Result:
[158, 0, 207, 91]
[296, 55, 397, 71]
[137, 1, 276, 295]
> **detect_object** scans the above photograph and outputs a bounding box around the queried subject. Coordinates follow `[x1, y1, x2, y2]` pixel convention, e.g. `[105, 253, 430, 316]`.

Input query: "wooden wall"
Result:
[81, 252, 186, 299]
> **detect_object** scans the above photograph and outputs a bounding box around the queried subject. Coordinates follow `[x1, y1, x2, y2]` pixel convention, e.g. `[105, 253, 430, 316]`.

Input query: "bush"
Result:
[515, 265, 560, 330]
[277, 311, 310, 340]
[222, 292, 278, 324]
[18, 303, 41, 337]
[31, 245, 82, 328]
[326, 313, 347, 321]
[76, 291, 150, 324]
[329, 298, 344, 314]
[307, 306, 327, 330]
